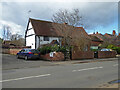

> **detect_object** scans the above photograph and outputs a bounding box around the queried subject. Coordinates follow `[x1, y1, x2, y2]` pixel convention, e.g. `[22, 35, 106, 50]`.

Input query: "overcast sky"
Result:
[0, 0, 119, 38]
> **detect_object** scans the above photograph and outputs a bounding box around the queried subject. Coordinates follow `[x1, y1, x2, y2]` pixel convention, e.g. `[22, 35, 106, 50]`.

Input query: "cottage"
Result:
[25, 18, 63, 49]
[25, 18, 91, 50]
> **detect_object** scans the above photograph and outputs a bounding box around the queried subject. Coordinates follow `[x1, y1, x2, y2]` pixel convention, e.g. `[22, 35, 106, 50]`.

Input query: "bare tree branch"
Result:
[2, 25, 12, 40]
[51, 9, 89, 51]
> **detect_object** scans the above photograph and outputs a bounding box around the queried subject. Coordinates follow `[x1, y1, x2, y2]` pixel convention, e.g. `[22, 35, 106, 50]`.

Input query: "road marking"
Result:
[72, 66, 103, 72]
[0, 74, 51, 83]
[74, 63, 89, 65]
[113, 64, 118, 67]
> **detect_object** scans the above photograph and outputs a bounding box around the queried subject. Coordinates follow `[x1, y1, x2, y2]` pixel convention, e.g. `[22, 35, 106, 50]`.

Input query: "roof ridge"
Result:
[29, 18, 53, 23]
[29, 18, 84, 28]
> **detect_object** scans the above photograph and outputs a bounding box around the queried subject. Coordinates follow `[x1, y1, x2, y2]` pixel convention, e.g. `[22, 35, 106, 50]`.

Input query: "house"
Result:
[25, 18, 91, 50]
[89, 35, 103, 49]
[25, 18, 63, 49]
[2, 40, 16, 46]
[89, 30, 120, 47]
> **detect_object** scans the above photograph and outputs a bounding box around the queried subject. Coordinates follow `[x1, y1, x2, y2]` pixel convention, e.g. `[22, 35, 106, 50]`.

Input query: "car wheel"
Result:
[25, 56, 28, 60]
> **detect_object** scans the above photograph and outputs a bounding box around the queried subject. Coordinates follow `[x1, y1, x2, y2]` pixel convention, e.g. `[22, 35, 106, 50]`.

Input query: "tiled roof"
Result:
[89, 35, 103, 42]
[30, 18, 62, 37]
[29, 18, 90, 39]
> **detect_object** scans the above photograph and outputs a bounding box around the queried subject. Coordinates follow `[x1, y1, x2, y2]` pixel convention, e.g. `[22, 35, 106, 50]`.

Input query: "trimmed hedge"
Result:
[38, 45, 70, 55]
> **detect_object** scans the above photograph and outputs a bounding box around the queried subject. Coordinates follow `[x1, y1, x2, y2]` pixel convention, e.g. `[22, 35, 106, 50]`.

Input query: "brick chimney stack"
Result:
[112, 30, 116, 35]
[105, 33, 108, 35]
[64, 23, 68, 25]
[119, 33, 120, 36]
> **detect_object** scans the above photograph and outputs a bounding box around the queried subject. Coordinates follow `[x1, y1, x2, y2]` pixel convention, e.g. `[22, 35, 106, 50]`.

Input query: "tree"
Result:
[10, 34, 22, 41]
[2, 25, 12, 40]
[11, 38, 25, 46]
[51, 9, 88, 51]
[52, 9, 82, 46]
[72, 34, 89, 51]
[10, 34, 25, 46]
[52, 9, 82, 26]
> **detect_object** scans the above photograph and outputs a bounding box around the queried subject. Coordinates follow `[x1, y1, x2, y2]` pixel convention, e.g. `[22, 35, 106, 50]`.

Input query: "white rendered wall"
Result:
[36, 36, 62, 49]
[26, 22, 35, 36]
[26, 35, 35, 49]
[26, 21, 35, 49]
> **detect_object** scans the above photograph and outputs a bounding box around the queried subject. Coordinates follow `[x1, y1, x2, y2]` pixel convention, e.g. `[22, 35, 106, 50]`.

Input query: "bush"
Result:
[107, 45, 120, 54]
[37, 45, 70, 55]
[38, 46, 51, 55]
[91, 49, 98, 52]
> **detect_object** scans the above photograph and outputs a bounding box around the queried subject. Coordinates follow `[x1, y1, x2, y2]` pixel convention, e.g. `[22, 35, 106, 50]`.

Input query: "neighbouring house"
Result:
[25, 18, 91, 50]
[89, 35, 103, 50]
[2, 40, 16, 46]
[90, 30, 120, 47]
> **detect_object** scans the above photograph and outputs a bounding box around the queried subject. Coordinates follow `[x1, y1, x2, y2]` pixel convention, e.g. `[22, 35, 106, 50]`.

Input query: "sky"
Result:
[0, 0, 119, 38]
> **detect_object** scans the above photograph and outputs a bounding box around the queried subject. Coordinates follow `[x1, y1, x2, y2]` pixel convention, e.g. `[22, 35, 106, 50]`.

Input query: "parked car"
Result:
[16, 48, 40, 60]
[100, 48, 112, 51]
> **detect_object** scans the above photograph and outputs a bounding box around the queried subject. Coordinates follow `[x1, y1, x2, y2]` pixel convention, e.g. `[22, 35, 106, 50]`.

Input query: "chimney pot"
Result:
[112, 30, 116, 35]
[119, 33, 120, 36]
[64, 23, 67, 24]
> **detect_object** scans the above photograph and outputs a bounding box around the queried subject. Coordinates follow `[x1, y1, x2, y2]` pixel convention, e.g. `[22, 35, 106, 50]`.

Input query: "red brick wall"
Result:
[2, 48, 22, 55]
[40, 52, 64, 61]
[98, 51, 116, 58]
[2, 46, 31, 55]
[71, 47, 94, 60]
[2, 49, 10, 54]
[9, 49, 22, 55]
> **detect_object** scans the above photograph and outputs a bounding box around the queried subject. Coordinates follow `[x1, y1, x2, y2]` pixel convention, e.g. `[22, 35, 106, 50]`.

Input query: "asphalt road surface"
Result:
[2, 60, 118, 88]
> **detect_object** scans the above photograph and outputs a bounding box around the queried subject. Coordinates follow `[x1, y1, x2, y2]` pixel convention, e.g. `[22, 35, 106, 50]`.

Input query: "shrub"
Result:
[91, 49, 98, 52]
[37, 45, 70, 55]
[107, 45, 120, 54]
[38, 45, 52, 55]
[58, 46, 66, 53]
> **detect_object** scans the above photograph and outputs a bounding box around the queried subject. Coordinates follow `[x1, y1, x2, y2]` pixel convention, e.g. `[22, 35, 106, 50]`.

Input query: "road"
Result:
[2, 60, 118, 88]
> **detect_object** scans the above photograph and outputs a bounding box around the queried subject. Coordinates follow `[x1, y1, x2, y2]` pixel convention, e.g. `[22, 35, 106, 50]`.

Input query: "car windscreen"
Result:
[30, 50, 39, 53]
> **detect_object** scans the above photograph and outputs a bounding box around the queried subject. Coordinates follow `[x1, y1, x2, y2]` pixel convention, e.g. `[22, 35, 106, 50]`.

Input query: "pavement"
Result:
[2, 60, 118, 88]
[2, 54, 119, 70]
[96, 81, 119, 88]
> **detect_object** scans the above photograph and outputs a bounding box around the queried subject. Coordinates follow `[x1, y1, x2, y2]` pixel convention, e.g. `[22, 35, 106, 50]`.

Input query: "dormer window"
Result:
[44, 36, 49, 41]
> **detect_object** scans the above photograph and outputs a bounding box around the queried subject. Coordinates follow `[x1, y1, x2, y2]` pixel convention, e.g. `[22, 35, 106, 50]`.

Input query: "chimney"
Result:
[119, 33, 120, 36]
[105, 33, 107, 35]
[64, 23, 68, 25]
[112, 30, 116, 35]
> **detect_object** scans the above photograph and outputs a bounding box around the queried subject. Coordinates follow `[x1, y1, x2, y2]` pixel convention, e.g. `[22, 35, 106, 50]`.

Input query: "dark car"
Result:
[16, 48, 40, 60]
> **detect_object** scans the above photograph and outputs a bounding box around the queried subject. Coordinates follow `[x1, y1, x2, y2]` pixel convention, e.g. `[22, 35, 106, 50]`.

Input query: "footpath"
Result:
[53, 57, 118, 65]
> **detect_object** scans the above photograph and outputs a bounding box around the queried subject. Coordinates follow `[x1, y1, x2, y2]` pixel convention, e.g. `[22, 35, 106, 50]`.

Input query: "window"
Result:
[44, 36, 49, 41]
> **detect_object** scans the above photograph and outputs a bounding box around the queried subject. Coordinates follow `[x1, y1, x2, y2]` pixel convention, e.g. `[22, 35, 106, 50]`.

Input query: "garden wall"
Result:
[98, 51, 116, 58]
[2, 46, 31, 55]
[71, 47, 94, 60]
[40, 52, 64, 61]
